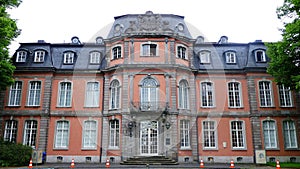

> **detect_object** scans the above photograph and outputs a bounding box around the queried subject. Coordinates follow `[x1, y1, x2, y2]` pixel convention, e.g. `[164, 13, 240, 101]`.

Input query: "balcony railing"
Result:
[130, 101, 168, 112]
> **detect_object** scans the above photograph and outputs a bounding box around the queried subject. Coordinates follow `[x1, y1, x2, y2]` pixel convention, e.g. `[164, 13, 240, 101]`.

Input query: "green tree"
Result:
[0, 0, 21, 91]
[266, 0, 300, 90]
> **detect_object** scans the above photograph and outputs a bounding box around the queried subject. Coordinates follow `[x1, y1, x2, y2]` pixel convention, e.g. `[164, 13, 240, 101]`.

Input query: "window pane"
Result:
[9, 81, 22, 106]
[4, 120, 18, 142]
[27, 81, 41, 106]
[85, 82, 99, 107]
[58, 82, 72, 107]
[83, 121, 97, 148]
[23, 120, 37, 147]
[55, 121, 69, 148]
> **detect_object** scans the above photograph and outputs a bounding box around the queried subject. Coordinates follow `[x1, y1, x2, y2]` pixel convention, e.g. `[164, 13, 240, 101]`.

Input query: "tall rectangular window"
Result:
[55, 121, 69, 148]
[278, 84, 293, 107]
[109, 120, 120, 148]
[231, 121, 245, 149]
[259, 81, 273, 107]
[203, 121, 216, 148]
[180, 120, 190, 148]
[85, 82, 99, 107]
[8, 81, 22, 106]
[83, 121, 97, 149]
[225, 52, 236, 63]
[34, 51, 45, 62]
[112, 46, 121, 59]
[199, 51, 210, 63]
[58, 82, 72, 107]
[63, 52, 74, 64]
[23, 120, 37, 147]
[4, 120, 18, 143]
[201, 82, 214, 107]
[263, 120, 277, 149]
[16, 51, 27, 62]
[177, 46, 187, 59]
[178, 80, 189, 109]
[27, 81, 41, 106]
[283, 121, 298, 149]
[228, 82, 242, 108]
[90, 52, 101, 64]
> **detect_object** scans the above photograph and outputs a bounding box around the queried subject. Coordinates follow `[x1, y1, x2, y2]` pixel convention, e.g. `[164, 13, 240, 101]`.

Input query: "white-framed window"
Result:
[283, 120, 298, 149]
[178, 80, 189, 109]
[23, 120, 37, 147]
[263, 120, 278, 149]
[58, 81, 72, 107]
[34, 50, 45, 62]
[140, 77, 158, 111]
[109, 119, 120, 148]
[85, 82, 100, 107]
[180, 120, 190, 148]
[231, 120, 246, 149]
[278, 84, 293, 107]
[63, 52, 75, 64]
[27, 81, 41, 106]
[225, 51, 236, 63]
[82, 120, 97, 149]
[4, 120, 18, 143]
[177, 45, 187, 59]
[90, 51, 101, 64]
[16, 51, 27, 62]
[255, 50, 266, 62]
[54, 120, 69, 149]
[110, 80, 120, 109]
[8, 81, 22, 106]
[199, 51, 210, 64]
[203, 120, 217, 149]
[200, 81, 214, 107]
[141, 43, 157, 56]
[112, 46, 122, 60]
[228, 81, 242, 108]
[259, 81, 273, 107]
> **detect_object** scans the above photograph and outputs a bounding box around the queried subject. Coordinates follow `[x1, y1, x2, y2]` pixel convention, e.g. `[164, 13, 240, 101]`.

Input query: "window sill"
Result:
[25, 105, 40, 108]
[203, 148, 218, 151]
[6, 105, 21, 108]
[265, 148, 280, 151]
[231, 148, 247, 151]
[53, 148, 69, 150]
[108, 147, 120, 150]
[81, 148, 97, 150]
[179, 147, 192, 150]
[284, 147, 299, 150]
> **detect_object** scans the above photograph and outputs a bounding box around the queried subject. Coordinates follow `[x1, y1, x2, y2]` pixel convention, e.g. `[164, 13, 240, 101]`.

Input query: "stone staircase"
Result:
[120, 156, 178, 165]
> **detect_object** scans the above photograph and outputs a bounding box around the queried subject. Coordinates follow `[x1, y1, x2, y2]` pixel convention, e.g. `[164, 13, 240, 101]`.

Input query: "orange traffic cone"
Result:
[105, 159, 110, 168]
[70, 158, 75, 168]
[276, 160, 281, 169]
[229, 159, 235, 168]
[199, 158, 204, 168]
[28, 158, 33, 168]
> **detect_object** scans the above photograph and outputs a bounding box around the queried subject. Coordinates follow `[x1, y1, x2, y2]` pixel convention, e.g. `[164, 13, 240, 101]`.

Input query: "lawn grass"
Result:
[267, 162, 300, 168]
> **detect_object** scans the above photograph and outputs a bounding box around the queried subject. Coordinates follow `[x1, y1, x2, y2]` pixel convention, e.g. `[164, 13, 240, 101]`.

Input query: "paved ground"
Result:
[7, 162, 277, 169]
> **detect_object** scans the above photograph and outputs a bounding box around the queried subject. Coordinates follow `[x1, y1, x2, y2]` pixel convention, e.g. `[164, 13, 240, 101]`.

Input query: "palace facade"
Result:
[0, 11, 299, 164]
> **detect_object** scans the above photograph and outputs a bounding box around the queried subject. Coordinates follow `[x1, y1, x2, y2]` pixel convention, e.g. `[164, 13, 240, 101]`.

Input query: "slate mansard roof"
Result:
[11, 11, 269, 72]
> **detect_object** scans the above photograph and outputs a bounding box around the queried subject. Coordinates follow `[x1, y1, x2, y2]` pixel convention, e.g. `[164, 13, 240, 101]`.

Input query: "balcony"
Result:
[130, 101, 168, 112]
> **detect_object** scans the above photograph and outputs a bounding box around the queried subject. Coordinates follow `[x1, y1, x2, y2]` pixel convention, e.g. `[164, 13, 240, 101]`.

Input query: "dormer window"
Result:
[141, 43, 157, 56]
[64, 52, 75, 64]
[90, 51, 101, 64]
[177, 45, 187, 60]
[16, 51, 27, 62]
[225, 52, 236, 64]
[34, 50, 45, 62]
[199, 51, 210, 64]
[255, 50, 266, 62]
[112, 46, 122, 60]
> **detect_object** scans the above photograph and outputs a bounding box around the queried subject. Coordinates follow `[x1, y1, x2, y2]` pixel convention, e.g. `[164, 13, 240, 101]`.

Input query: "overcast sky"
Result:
[8, 0, 284, 55]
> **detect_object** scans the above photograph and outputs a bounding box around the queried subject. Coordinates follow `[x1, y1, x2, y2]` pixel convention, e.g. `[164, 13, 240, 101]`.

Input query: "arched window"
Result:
[178, 80, 189, 109]
[140, 77, 158, 111]
[110, 80, 120, 109]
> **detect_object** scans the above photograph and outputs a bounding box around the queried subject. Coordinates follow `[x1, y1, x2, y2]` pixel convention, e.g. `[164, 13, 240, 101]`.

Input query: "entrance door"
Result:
[140, 121, 158, 155]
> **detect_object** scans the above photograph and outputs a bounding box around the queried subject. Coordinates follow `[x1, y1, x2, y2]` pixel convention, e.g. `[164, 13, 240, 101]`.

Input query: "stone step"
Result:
[120, 156, 178, 165]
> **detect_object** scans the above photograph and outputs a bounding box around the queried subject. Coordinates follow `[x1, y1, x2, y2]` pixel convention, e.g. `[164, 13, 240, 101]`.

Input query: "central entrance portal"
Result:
[140, 121, 158, 155]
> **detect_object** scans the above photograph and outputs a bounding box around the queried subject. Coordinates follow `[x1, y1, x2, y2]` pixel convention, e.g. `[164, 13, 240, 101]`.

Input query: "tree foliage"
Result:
[266, 0, 300, 90]
[0, 0, 21, 90]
